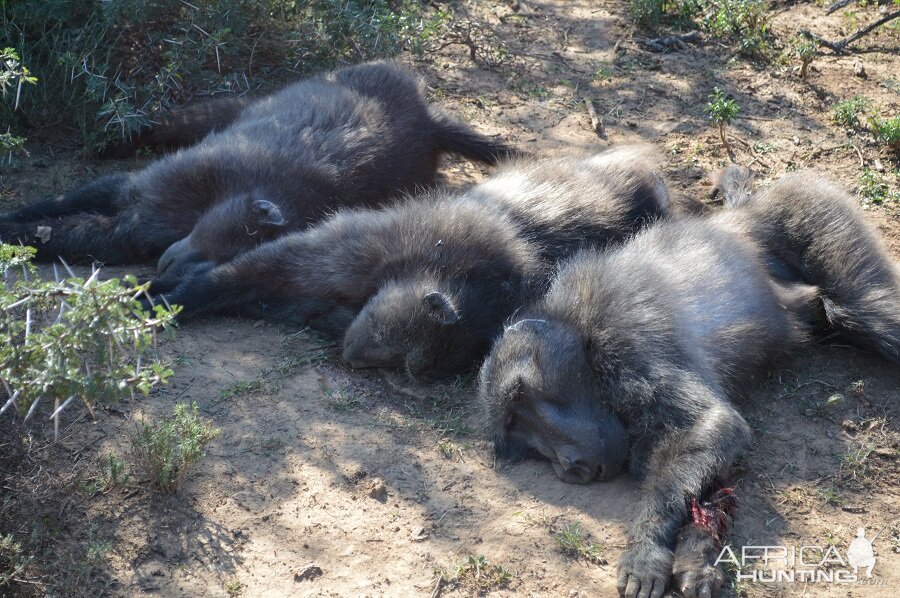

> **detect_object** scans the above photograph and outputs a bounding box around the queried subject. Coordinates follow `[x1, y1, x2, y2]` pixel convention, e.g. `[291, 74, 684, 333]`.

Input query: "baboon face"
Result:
[158, 194, 286, 279]
[342, 277, 481, 380]
[479, 319, 629, 484]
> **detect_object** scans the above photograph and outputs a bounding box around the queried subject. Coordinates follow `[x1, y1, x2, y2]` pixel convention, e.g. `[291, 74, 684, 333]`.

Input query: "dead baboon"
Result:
[153, 147, 671, 379]
[0, 61, 513, 265]
[478, 216, 813, 598]
[478, 169, 900, 598]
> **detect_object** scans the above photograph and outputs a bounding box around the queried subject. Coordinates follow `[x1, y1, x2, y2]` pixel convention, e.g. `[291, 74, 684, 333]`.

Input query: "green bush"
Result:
[95, 452, 130, 493]
[629, 0, 702, 27]
[628, 0, 771, 57]
[1, 0, 448, 152]
[130, 401, 220, 493]
[832, 96, 870, 129]
[0, 244, 176, 430]
[0, 533, 29, 588]
[870, 115, 900, 150]
[0, 47, 37, 164]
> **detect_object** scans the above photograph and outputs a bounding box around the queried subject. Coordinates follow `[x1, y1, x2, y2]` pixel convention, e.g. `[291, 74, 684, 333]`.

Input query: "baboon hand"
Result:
[672, 525, 724, 598]
[617, 541, 673, 598]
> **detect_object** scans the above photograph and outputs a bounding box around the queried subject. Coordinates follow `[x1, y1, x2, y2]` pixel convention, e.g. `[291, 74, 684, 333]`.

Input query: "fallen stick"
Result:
[801, 10, 900, 54]
[637, 30, 702, 53]
[825, 0, 855, 15]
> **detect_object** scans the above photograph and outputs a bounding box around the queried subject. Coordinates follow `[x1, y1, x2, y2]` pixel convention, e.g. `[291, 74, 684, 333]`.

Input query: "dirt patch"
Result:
[1, 1, 899, 597]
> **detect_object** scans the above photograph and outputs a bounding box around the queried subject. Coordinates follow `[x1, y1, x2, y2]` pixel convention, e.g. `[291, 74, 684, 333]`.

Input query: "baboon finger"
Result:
[617, 570, 630, 596]
[624, 575, 640, 598]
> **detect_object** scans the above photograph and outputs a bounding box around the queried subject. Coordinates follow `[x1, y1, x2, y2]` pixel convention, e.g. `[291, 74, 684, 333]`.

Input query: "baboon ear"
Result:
[422, 291, 460, 325]
[251, 199, 286, 226]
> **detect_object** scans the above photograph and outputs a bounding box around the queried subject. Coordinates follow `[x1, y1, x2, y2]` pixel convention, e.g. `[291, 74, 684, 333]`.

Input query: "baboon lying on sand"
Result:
[0, 61, 512, 265]
[151, 147, 671, 379]
[478, 168, 900, 598]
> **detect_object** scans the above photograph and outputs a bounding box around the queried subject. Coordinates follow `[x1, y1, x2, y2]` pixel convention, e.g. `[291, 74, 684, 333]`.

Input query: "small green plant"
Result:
[554, 521, 607, 564]
[224, 579, 245, 596]
[0, 48, 37, 98]
[95, 453, 130, 493]
[437, 437, 467, 461]
[791, 36, 817, 79]
[438, 555, 512, 594]
[816, 485, 843, 507]
[869, 115, 900, 150]
[0, 132, 26, 162]
[839, 442, 874, 483]
[706, 87, 740, 155]
[328, 390, 363, 413]
[801, 392, 844, 418]
[219, 378, 269, 402]
[130, 402, 220, 494]
[0, 47, 37, 164]
[832, 96, 870, 129]
[1, 245, 176, 432]
[0, 533, 29, 588]
[858, 168, 900, 207]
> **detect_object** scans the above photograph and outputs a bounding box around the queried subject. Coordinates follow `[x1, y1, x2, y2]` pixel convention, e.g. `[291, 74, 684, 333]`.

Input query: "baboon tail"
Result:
[821, 288, 900, 363]
[430, 113, 519, 165]
[712, 165, 755, 208]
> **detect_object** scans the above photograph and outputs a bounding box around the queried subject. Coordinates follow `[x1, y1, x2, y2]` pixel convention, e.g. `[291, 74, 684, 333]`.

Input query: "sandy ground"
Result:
[1, 1, 899, 597]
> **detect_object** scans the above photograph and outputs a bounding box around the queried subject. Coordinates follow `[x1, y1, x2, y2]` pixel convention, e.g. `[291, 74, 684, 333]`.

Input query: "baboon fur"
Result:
[478, 169, 900, 598]
[96, 96, 253, 159]
[0, 61, 512, 266]
[717, 166, 900, 363]
[156, 147, 671, 379]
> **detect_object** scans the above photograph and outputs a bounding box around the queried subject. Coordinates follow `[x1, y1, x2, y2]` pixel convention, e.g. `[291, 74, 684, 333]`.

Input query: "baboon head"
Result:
[157, 193, 287, 279]
[342, 275, 499, 380]
[479, 318, 629, 484]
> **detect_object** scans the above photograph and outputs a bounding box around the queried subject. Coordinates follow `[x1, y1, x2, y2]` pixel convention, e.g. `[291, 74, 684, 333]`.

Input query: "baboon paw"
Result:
[672, 526, 725, 598]
[617, 542, 673, 598]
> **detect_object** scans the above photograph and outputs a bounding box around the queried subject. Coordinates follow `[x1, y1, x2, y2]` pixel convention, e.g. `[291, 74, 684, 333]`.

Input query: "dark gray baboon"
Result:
[479, 215, 815, 598]
[154, 147, 671, 379]
[479, 169, 900, 598]
[0, 61, 513, 265]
